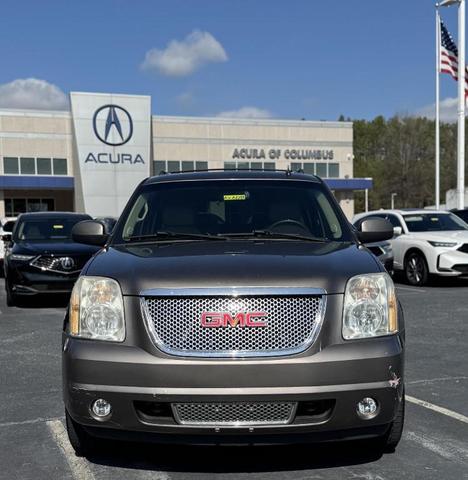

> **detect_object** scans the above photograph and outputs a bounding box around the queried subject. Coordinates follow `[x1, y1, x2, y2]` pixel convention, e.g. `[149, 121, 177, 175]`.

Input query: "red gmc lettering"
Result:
[201, 312, 267, 328]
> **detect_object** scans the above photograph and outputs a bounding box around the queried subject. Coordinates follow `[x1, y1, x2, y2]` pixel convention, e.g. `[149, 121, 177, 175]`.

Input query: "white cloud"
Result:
[176, 91, 195, 108]
[0, 78, 68, 110]
[216, 106, 273, 119]
[141, 30, 227, 77]
[414, 97, 461, 123]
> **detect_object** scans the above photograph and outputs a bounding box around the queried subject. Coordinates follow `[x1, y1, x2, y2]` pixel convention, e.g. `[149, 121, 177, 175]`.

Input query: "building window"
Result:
[224, 161, 236, 170]
[290, 162, 302, 172]
[250, 162, 263, 170]
[153, 160, 209, 175]
[328, 163, 340, 177]
[315, 163, 327, 177]
[195, 161, 208, 171]
[224, 161, 276, 171]
[290, 162, 339, 178]
[167, 161, 180, 173]
[37, 158, 52, 175]
[181, 161, 194, 172]
[2, 156, 67, 176]
[3, 157, 19, 174]
[4, 198, 55, 216]
[20, 157, 35, 175]
[53, 158, 68, 175]
[153, 160, 166, 174]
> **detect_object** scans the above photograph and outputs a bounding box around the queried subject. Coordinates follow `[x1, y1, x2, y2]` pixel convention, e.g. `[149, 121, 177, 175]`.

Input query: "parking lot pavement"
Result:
[0, 278, 467, 480]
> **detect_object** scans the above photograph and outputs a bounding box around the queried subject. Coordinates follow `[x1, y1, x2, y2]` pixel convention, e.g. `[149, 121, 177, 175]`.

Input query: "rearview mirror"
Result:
[356, 218, 394, 243]
[72, 220, 108, 246]
[393, 226, 402, 237]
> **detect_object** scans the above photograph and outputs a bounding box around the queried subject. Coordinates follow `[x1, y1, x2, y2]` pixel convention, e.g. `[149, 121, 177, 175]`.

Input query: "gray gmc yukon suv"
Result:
[63, 170, 404, 456]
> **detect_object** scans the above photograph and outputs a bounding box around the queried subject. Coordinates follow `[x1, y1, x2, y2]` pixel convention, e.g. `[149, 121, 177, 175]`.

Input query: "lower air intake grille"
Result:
[172, 402, 297, 426]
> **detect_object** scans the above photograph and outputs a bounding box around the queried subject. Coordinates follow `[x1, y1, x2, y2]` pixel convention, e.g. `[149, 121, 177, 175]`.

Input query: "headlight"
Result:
[428, 241, 457, 248]
[70, 276, 125, 342]
[343, 273, 397, 339]
[10, 254, 35, 261]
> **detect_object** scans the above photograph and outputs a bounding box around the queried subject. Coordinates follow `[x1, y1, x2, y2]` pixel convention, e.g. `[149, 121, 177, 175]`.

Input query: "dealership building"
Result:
[0, 92, 371, 220]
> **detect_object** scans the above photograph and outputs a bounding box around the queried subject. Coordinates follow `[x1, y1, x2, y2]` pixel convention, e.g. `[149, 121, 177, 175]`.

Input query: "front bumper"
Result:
[436, 249, 468, 275]
[63, 334, 404, 444]
[8, 265, 77, 295]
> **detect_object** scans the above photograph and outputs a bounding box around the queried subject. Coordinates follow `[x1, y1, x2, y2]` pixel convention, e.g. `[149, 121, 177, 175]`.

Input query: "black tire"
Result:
[405, 251, 429, 286]
[5, 280, 16, 307]
[384, 393, 405, 453]
[65, 411, 102, 457]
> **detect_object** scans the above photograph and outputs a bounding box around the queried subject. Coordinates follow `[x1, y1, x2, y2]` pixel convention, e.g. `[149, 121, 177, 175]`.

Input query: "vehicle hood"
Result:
[407, 230, 468, 243]
[85, 241, 382, 295]
[12, 241, 100, 256]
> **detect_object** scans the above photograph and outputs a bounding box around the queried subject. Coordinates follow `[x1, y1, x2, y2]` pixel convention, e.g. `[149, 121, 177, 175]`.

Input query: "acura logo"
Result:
[60, 257, 75, 271]
[93, 104, 133, 146]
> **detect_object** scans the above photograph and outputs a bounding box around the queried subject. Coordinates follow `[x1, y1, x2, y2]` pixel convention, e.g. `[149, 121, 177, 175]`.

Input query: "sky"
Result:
[0, 0, 463, 121]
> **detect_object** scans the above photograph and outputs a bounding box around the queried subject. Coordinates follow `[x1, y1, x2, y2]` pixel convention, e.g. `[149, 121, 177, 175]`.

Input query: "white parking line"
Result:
[396, 286, 426, 293]
[46, 419, 96, 480]
[408, 376, 468, 386]
[406, 395, 468, 425]
[406, 431, 468, 462]
[0, 416, 64, 428]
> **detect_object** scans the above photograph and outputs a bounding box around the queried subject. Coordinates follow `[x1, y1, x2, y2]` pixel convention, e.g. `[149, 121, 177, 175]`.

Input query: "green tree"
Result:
[353, 115, 461, 213]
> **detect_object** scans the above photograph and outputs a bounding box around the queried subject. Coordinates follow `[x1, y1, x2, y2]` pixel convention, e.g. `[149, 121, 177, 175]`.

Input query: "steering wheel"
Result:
[267, 219, 309, 231]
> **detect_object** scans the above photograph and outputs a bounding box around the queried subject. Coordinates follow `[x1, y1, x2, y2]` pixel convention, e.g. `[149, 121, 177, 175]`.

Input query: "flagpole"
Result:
[457, 0, 466, 210]
[436, 6, 441, 210]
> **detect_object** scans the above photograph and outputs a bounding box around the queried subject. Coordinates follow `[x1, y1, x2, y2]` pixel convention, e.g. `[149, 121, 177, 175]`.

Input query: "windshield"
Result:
[113, 180, 352, 243]
[403, 213, 468, 232]
[14, 216, 90, 243]
[453, 210, 468, 223]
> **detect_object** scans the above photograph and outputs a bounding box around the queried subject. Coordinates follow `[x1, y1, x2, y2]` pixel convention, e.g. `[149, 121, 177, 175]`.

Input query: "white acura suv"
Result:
[353, 209, 468, 286]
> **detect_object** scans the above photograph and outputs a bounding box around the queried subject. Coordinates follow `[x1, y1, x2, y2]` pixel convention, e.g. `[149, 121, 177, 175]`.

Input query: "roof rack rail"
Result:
[155, 168, 314, 176]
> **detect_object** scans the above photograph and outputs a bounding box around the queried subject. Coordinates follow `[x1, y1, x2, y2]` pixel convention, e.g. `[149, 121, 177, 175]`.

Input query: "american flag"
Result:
[439, 20, 468, 96]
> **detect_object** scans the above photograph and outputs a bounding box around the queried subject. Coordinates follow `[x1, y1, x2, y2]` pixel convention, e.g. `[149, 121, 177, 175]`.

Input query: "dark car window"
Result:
[453, 210, 468, 224]
[114, 180, 353, 242]
[403, 213, 468, 232]
[14, 216, 90, 243]
[385, 214, 403, 229]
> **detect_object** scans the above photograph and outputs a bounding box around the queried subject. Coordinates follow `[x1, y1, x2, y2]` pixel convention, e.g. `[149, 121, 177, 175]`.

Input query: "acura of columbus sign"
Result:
[85, 105, 144, 164]
[232, 148, 334, 161]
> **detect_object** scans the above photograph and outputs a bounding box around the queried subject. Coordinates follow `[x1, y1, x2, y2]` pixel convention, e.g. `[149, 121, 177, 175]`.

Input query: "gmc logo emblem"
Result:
[200, 312, 268, 328]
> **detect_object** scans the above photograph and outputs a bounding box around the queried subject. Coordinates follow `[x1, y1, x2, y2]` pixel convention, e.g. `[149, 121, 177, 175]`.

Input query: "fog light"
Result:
[357, 397, 378, 418]
[92, 398, 112, 418]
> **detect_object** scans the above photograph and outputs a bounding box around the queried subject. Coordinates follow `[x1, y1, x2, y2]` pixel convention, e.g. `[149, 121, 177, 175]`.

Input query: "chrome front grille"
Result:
[30, 255, 82, 274]
[142, 288, 326, 357]
[172, 401, 297, 426]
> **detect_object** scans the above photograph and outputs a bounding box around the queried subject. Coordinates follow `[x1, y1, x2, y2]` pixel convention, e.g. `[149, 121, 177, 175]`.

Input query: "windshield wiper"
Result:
[219, 230, 329, 243]
[124, 231, 227, 243]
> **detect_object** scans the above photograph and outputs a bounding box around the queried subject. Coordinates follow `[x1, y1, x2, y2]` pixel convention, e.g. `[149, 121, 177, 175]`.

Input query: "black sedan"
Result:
[4, 212, 100, 306]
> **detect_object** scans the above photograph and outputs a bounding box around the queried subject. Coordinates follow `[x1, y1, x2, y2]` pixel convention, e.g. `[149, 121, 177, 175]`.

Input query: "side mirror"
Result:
[393, 226, 402, 237]
[357, 218, 394, 243]
[1, 233, 12, 242]
[72, 220, 108, 246]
